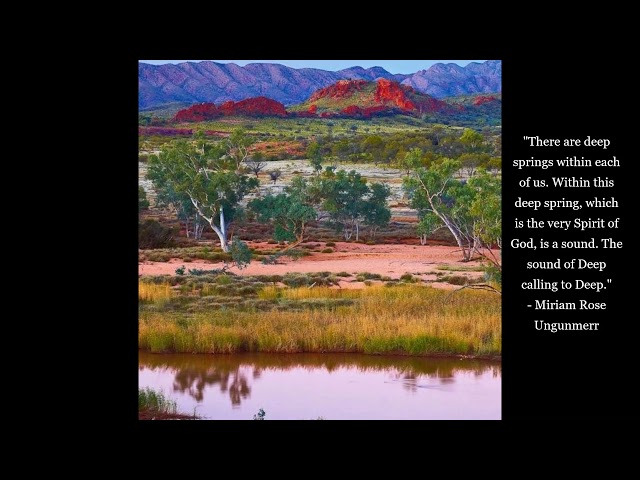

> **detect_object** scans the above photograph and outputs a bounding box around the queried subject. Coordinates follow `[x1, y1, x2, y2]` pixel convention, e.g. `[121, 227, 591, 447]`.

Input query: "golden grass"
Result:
[281, 286, 360, 300]
[139, 284, 501, 356]
[257, 285, 281, 300]
[139, 282, 172, 303]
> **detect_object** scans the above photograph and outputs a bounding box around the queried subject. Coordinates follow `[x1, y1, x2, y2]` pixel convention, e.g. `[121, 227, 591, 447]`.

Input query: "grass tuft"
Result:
[139, 284, 500, 356]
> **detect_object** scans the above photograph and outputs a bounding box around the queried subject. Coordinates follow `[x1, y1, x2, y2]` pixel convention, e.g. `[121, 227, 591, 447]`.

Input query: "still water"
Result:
[139, 352, 501, 420]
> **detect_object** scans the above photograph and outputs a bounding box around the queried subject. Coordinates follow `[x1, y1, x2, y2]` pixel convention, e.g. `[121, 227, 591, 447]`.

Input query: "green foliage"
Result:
[318, 169, 391, 241]
[468, 170, 502, 248]
[229, 237, 252, 270]
[215, 274, 233, 285]
[364, 182, 391, 237]
[281, 272, 339, 288]
[361, 135, 384, 164]
[249, 190, 316, 245]
[138, 186, 150, 211]
[306, 141, 323, 174]
[138, 387, 177, 414]
[355, 272, 382, 282]
[139, 219, 174, 249]
[321, 170, 366, 239]
[147, 158, 200, 237]
[188, 268, 230, 276]
[147, 129, 259, 250]
[484, 262, 502, 288]
[404, 158, 476, 260]
[460, 128, 484, 150]
[405, 158, 502, 280]
[175, 265, 186, 276]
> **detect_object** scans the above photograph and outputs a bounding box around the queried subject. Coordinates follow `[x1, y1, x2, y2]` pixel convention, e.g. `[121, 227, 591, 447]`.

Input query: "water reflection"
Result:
[140, 352, 501, 407]
[173, 366, 251, 406]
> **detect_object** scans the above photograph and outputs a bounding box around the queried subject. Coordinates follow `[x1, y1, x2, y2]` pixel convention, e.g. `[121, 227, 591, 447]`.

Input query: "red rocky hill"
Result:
[174, 96, 287, 122]
[291, 79, 452, 118]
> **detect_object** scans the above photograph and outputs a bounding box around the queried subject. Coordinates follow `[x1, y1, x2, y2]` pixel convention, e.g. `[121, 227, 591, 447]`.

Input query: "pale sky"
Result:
[138, 60, 489, 74]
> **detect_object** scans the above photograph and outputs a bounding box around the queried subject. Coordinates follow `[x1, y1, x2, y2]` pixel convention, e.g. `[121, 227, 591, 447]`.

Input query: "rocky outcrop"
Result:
[472, 95, 498, 106]
[173, 97, 287, 122]
[309, 80, 367, 101]
[374, 79, 416, 110]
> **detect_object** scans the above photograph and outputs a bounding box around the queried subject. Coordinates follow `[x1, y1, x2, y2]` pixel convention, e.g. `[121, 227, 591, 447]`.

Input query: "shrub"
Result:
[286, 249, 305, 260]
[175, 266, 185, 276]
[355, 272, 382, 282]
[261, 249, 304, 265]
[261, 255, 279, 265]
[366, 240, 376, 245]
[440, 275, 468, 286]
[283, 274, 312, 288]
[321, 248, 333, 253]
[325, 242, 336, 247]
[400, 273, 414, 282]
[336, 271, 350, 277]
[139, 220, 174, 249]
[139, 186, 150, 212]
[215, 275, 233, 285]
[189, 268, 231, 276]
[147, 252, 172, 262]
[230, 237, 252, 270]
[252, 275, 283, 284]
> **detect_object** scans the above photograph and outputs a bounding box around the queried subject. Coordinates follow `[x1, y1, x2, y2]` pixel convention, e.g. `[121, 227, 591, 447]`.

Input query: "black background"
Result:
[126, 50, 633, 421]
[504, 54, 633, 417]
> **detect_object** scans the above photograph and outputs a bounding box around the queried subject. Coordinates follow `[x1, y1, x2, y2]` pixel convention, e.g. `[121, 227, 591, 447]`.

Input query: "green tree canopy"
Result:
[249, 192, 316, 248]
[404, 158, 502, 278]
[147, 130, 258, 252]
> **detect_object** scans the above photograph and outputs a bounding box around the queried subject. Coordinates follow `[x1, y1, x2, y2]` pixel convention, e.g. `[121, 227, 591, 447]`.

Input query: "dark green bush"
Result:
[139, 220, 174, 249]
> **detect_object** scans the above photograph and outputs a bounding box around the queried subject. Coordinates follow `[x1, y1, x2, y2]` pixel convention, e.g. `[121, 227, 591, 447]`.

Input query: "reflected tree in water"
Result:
[172, 366, 253, 405]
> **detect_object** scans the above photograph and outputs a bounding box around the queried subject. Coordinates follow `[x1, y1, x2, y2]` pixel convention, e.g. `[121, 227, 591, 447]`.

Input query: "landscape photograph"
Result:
[138, 59, 502, 420]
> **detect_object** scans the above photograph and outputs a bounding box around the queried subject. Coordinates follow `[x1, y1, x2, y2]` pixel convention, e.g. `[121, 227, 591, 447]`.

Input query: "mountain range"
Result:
[139, 60, 501, 109]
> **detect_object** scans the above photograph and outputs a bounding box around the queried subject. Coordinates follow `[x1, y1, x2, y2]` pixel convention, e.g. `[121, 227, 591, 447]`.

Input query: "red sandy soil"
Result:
[139, 242, 494, 289]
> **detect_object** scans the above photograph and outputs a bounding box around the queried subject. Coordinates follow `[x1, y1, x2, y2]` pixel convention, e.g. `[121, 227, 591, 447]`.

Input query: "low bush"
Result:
[355, 272, 382, 282]
[139, 220, 174, 249]
[440, 275, 468, 286]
